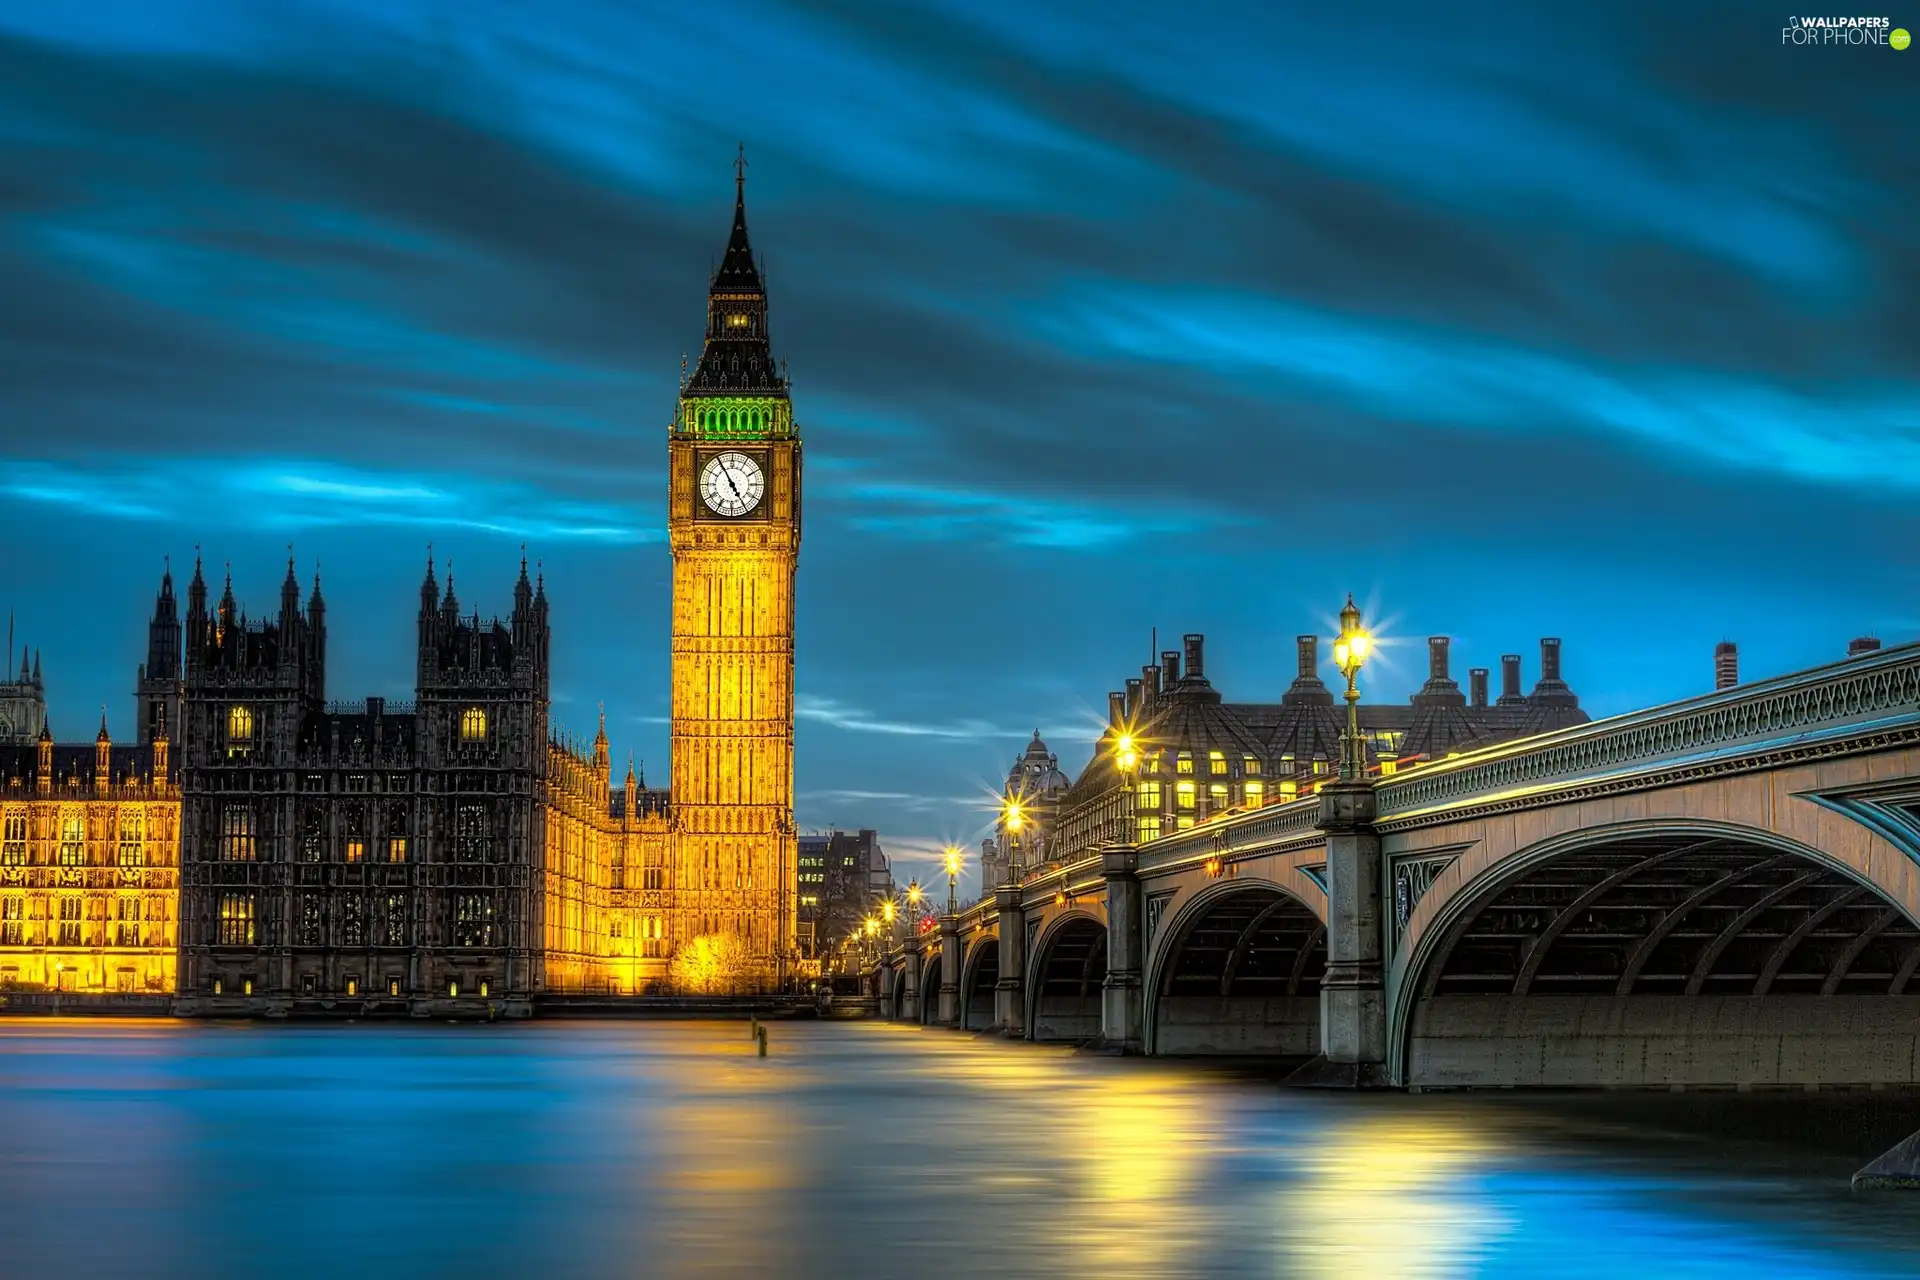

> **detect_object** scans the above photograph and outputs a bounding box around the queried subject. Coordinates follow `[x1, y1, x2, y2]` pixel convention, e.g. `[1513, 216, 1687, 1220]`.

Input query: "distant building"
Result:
[0, 627, 48, 746]
[986, 631, 1591, 877]
[0, 712, 179, 994]
[796, 828, 891, 961]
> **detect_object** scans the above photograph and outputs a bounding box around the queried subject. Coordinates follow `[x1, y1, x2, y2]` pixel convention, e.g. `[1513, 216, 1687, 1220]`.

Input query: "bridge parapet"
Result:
[1376, 641, 1920, 823]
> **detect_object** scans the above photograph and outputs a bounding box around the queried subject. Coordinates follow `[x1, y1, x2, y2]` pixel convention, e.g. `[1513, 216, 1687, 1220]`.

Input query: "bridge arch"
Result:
[919, 952, 942, 1025]
[1025, 910, 1107, 1043]
[1144, 878, 1325, 1056]
[1394, 819, 1920, 1088]
[886, 964, 906, 1020]
[960, 936, 998, 1032]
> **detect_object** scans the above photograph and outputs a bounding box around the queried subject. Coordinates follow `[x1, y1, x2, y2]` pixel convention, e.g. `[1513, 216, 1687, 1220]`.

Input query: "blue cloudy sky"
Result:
[1, 0, 1914, 891]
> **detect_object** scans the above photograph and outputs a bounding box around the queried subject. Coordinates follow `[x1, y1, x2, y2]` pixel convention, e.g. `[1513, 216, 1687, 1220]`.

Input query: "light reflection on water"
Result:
[1, 1018, 1919, 1278]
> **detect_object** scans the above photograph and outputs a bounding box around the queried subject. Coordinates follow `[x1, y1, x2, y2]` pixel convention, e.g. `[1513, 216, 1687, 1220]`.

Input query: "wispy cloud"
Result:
[4, 459, 655, 543]
[795, 695, 1021, 740]
[1043, 289, 1920, 492]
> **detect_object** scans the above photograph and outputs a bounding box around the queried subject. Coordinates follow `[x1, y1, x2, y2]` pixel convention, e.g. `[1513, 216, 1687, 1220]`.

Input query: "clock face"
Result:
[699, 451, 765, 518]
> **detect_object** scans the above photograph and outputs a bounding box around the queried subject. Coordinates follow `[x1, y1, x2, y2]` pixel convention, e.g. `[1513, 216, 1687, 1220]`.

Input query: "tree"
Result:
[666, 934, 773, 995]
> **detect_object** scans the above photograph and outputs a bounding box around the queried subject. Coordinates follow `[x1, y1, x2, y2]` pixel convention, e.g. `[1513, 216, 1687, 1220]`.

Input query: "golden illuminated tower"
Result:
[667, 151, 800, 973]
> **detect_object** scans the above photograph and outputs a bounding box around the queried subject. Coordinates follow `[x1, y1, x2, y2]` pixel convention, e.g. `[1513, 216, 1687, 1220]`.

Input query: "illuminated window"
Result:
[455, 804, 488, 863]
[341, 895, 365, 947]
[345, 977, 358, 996]
[220, 805, 255, 862]
[460, 708, 487, 742]
[298, 896, 323, 947]
[449, 981, 459, 998]
[1209, 751, 1227, 776]
[243, 978, 253, 997]
[1312, 757, 1328, 775]
[118, 811, 144, 867]
[726, 312, 749, 328]
[1, 812, 24, 866]
[1281, 754, 1296, 774]
[1243, 756, 1261, 776]
[1176, 753, 1193, 775]
[228, 705, 253, 743]
[453, 894, 494, 948]
[388, 838, 407, 863]
[388, 978, 401, 997]
[1209, 783, 1229, 809]
[382, 893, 408, 947]
[1176, 781, 1195, 809]
[1280, 779, 1298, 800]
[1244, 780, 1265, 807]
[115, 897, 141, 947]
[218, 893, 256, 946]
[58, 814, 83, 866]
[212, 978, 222, 996]
[1379, 758, 1399, 777]
[1176, 816, 1195, 831]
[1137, 780, 1162, 812]
[1137, 816, 1162, 843]
[0, 897, 20, 946]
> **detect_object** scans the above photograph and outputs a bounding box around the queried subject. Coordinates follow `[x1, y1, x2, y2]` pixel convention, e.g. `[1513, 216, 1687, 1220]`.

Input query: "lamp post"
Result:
[1114, 730, 1139, 845]
[906, 880, 924, 939]
[1333, 594, 1373, 781]
[881, 896, 897, 957]
[944, 847, 962, 917]
[1001, 794, 1026, 886]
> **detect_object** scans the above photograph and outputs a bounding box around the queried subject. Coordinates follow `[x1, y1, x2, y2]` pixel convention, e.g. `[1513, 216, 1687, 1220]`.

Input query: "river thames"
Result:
[3, 1019, 1920, 1278]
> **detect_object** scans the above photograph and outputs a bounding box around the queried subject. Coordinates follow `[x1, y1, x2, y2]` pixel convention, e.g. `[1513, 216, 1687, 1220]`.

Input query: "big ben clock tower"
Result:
[667, 151, 800, 973]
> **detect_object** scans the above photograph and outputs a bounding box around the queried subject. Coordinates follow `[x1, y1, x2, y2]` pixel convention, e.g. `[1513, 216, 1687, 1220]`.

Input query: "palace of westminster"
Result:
[0, 162, 1594, 1015]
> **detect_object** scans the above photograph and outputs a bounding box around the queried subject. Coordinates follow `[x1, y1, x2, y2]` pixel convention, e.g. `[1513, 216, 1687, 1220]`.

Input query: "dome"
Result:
[1006, 730, 1071, 798]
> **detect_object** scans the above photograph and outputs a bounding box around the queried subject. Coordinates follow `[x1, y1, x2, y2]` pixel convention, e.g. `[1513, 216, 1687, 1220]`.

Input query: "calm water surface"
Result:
[2, 1018, 1920, 1278]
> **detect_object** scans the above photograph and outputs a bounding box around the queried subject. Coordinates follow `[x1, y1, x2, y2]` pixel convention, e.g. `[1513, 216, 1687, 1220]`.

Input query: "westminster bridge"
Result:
[875, 640, 1920, 1088]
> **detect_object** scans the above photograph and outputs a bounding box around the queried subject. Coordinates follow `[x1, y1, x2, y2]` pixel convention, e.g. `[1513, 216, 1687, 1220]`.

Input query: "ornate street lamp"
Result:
[1001, 794, 1027, 886]
[881, 896, 897, 955]
[1333, 594, 1373, 781]
[906, 879, 924, 936]
[1114, 729, 1140, 845]
[944, 846, 962, 917]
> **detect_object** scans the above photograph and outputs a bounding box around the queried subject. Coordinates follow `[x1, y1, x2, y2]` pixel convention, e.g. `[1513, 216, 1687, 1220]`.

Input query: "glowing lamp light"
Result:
[944, 847, 963, 878]
[1115, 732, 1139, 775]
[1204, 855, 1224, 879]
[882, 899, 896, 923]
[1335, 596, 1372, 678]
[1003, 797, 1026, 833]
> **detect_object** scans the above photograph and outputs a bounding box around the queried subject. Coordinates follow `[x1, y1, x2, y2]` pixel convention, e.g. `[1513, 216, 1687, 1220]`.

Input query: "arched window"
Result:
[461, 708, 487, 742]
[228, 705, 253, 743]
[58, 814, 84, 867]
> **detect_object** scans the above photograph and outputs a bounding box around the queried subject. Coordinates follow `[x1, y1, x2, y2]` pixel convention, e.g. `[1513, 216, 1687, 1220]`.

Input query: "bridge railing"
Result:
[1375, 639, 1920, 819]
[1089, 640, 1920, 868]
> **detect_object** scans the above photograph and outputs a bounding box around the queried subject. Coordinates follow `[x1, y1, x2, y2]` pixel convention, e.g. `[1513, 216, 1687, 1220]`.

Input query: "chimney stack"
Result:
[1296, 635, 1318, 678]
[1714, 641, 1738, 691]
[1161, 650, 1180, 689]
[1849, 636, 1882, 658]
[1469, 668, 1489, 709]
[1141, 665, 1161, 714]
[1428, 636, 1451, 681]
[1124, 678, 1143, 723]
[1539, 637, 1562, 683]
[1498, 654, 1525, 706]
[1107, 691, 1126, 730]
[1183, 633, 1205, 681]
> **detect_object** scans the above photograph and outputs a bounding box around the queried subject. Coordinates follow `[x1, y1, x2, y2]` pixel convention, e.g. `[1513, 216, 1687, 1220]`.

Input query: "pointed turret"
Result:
[36, 721, 52, 793]
[187, 548, 207, 619]
[280, 546, 301, 620]
[308, 565, 325, 616]
[420, 546, 439, 614]
[218, 563, 236, 627]
[31, 648, 40, 686]
[441, 561, 459, 621]
[593, 703, 611, 775]
[514, 547, 533, 612]
[686, 147, 784, 395]
[16, 646, 26, 683]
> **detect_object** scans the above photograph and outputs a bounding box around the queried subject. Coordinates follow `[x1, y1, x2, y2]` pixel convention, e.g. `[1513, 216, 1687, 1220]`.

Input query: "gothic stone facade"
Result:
[170, 554, 656, 1014]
